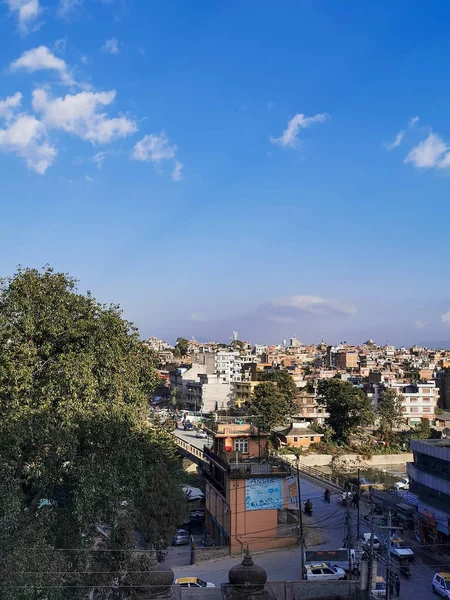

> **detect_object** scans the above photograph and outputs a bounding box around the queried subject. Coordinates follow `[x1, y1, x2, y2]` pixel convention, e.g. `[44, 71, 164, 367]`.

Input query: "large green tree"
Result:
[0, 267, 186, 599]
[317, 379, 374, 442]
[378, 388, 405, 437]
[262, 370, 298, 413]
[174, 337, 189, 356]
[249, 381, 291, 430]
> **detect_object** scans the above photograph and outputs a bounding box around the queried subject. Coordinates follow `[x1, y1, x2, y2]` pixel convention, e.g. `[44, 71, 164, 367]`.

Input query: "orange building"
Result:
[273, 422, 323, 449]
[336, 349, 358, 370]
[202, 420, 297, 553]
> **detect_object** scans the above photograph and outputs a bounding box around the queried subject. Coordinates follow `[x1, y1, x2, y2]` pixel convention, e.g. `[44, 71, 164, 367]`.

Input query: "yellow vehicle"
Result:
[175, 577, 216, 588]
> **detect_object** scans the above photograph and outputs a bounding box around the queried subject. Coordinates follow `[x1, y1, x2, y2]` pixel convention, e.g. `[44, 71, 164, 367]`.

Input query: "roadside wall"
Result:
[283, 453, 412, 468]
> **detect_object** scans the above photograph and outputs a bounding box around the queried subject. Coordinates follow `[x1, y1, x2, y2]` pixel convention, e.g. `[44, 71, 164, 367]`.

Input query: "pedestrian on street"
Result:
[352, 492, 359, 509]
[395, 574, 401, 597]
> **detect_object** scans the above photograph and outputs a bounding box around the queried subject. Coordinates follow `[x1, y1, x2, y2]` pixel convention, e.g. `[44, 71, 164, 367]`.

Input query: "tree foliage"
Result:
[0, 267, 186, 599]
[317, 379, 374, 442]
[174, 336, 189, 356]
[262, 370, 298, 412]
[377, 388, 405, 437]
[414, 417, 432, 439]
[250, 381, 291, 430]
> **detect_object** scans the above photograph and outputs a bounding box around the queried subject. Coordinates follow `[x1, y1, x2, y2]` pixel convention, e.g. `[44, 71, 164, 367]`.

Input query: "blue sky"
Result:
[2, 0, 450, 346]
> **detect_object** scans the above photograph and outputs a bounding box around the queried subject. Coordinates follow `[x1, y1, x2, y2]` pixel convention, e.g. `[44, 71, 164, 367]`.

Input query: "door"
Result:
[321, 568, 337, 580]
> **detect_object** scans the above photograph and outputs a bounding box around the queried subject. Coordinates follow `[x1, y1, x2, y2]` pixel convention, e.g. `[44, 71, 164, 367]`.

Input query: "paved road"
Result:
[172, 427, 213, 451]
[172, 475, 437, 598]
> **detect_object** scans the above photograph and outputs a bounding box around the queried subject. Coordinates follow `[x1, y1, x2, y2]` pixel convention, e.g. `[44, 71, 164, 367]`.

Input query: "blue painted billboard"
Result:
[245, 477, 283, 511]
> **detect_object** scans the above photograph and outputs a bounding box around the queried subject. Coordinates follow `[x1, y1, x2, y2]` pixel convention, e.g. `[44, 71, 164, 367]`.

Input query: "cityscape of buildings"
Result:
[149, 334, 447, 427]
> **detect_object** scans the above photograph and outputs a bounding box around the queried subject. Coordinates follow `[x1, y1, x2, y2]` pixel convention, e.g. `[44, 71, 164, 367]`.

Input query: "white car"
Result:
[175, 577, 215, 588]
[432, 572, 450, 597]
[305, 563, 346, 581]
[394, 478, 409, 490]
[389, 537, 414, 560]
[360, 532, 381, 551]
[196, 430, 207, 439]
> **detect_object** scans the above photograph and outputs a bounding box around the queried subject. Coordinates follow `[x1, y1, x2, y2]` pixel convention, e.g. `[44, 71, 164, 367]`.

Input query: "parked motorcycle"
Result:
[324, 490, 331, 503]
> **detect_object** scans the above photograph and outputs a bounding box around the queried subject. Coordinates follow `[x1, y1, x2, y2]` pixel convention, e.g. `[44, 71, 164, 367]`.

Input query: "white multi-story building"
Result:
[384, 344, 395, 358]
[254, 344, 267, 357]
[214, 350, 260, 384]
[215, 351, 240, 384]
[371, 380, 439, 426]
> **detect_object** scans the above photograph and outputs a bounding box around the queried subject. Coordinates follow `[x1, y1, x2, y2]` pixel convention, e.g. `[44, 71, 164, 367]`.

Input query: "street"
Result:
[172, 427, 213, 451]
[171, 475, 438, 598]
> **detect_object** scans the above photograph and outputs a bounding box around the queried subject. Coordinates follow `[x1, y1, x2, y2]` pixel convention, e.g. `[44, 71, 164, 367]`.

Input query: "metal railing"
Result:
[173, 435, 207, 463]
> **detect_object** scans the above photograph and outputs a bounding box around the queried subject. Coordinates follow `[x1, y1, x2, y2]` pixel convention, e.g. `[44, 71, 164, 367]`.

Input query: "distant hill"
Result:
[420, 340, 450, 350]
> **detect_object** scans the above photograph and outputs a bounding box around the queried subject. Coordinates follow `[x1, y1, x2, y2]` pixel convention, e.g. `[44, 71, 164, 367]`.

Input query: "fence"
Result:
[174, 436, 207, 463]
[281, 456, 355, 493]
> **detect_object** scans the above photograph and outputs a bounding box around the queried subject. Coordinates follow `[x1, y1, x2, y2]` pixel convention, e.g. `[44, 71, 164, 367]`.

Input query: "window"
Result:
[235, 438, 248, 453]
[410, 407, 419, 413]
[310, 436, 315, 442]
[423, 407, 431, 413]
[293, 437, 298, 442]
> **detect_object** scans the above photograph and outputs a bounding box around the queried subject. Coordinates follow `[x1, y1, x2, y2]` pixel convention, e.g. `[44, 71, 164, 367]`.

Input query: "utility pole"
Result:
[356, 467, 361, 540]
[344, 498, 353, 580]
[375, 509, 402, 600]
[367, 495, 376, 597]
[295, 456, 306, 580]
[386, 510, 392, 600]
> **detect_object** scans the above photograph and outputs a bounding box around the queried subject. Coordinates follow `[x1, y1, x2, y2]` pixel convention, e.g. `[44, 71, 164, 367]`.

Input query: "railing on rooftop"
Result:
[204, 446, 290, 477]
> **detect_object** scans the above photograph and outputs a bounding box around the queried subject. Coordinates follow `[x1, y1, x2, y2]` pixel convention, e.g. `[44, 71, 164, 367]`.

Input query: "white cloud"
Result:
[172, 160, 183, 181]
[57, 0, 82, 20]
[385, 130, 404, 150]
[32, 88, 137, 144]
[6, 0, 41, 35]
[415, 320, 428, 329]
[270, 112, 329, 148]
[409, 116, 419, 127]
[404, 133, 447, 169]
[11, 46, 75, 86]
[92, 151, 109, 168]
[102, 38, 120, 55]
[132, 132, 177, 162]
[85, 175, 94, 182]
[53, 38, 67, 53]
[272, 295, 357, 316]
[0, 92, 23, 121]
[438, 153, 450, 169]
[268, 315, 295, 324]
[0, 114, 56, 174]
[442, 312, 450, 326]
[132, 132, 181, 180]
[190, 313, 207, 322]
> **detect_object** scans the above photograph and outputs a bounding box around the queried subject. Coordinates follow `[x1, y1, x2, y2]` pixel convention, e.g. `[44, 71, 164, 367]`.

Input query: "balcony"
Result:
[204, 446, 290, 478]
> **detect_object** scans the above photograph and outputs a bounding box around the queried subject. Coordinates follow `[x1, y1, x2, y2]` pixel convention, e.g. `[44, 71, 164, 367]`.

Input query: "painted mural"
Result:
[245, 477, 283, 511]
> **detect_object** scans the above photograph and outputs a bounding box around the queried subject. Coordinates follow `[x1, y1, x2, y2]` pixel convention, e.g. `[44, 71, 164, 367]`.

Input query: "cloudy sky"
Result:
[1, 0, 450, 346]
